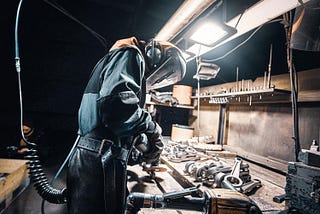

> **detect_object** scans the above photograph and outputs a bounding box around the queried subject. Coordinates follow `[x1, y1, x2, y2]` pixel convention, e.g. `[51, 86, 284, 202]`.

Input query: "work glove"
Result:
[142, 121, 164, 166]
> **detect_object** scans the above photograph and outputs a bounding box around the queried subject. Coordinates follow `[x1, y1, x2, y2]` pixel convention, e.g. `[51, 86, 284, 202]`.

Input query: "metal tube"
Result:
[217, 104, 227, 145]
[236, 67, 239, 92]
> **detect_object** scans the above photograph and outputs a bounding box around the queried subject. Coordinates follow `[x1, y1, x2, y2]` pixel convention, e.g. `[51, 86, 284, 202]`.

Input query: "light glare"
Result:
[190, 22, 228, 46]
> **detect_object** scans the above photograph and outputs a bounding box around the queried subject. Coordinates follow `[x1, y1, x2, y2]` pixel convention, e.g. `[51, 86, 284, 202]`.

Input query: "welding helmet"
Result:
[144, 39, 186, 90]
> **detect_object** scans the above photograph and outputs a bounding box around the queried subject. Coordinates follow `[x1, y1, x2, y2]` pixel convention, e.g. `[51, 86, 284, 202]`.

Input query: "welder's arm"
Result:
[141, 121, 164, 165]
[97, 47, 152, 137]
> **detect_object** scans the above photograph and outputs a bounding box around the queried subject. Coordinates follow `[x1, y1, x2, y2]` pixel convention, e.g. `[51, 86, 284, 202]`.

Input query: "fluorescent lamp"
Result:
[189, 22, 236, 46]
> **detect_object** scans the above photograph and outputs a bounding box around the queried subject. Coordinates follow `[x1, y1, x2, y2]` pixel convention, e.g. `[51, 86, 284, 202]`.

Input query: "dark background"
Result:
[1, 0, 319, 156]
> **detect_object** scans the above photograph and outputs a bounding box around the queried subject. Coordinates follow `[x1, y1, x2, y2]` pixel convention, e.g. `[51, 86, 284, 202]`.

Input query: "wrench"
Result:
[223, 158, 244, 188]
[240, 179, 261, 194]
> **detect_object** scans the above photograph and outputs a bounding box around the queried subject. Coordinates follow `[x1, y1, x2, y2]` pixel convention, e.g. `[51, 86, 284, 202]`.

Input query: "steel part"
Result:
[214, 172, 226, 187]
[240, 179, 262, 194]
[216, 104, 227, 145]
[224, 175, 243, 188]
[221, 179, 238, 191]
[163, 185, 200, 200]
[183, 161, 196, 175]
[267, 44, 273, 88]
[222, 158, 244, 188]
[241, 79, 244, 91]
[230, 158, 242, 179]
[273, 194, 286, 203]
[236, 67, 239, 92]
[263, 71, 267, 89]
[195, 165, 210, 181]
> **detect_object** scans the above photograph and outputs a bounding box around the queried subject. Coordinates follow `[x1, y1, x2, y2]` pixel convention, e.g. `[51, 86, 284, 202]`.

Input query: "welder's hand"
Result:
[142, 121, 164, 166]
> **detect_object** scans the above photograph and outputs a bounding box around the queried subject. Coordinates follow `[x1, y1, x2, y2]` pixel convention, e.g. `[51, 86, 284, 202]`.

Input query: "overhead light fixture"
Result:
[156, 0, 310, 62]
[186, 43, 211, 56]
[189, 21, 237, 47]
[181, 50, 196, 61]
[195, 61, 221, 80]
[155, 0, 218, 41]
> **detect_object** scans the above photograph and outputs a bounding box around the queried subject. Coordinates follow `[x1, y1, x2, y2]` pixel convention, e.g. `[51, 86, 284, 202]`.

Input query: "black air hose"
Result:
[24, 146, 67, 204]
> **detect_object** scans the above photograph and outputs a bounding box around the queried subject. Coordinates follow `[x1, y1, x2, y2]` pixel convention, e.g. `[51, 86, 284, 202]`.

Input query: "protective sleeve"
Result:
[97, 47, 152, 137]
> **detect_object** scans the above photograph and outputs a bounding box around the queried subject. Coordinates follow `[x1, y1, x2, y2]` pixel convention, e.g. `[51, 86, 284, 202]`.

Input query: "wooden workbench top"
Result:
[160, 155, 286, 212]
[127, 150, 286, 213]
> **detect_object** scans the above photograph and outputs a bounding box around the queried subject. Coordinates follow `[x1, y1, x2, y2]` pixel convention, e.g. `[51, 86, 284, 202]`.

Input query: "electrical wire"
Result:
[14, 0, 87, 212]
[202, 18, 283, 63]
[15, 0, 68, 209]
[15, 0, 37, 147]
[42, 0, 108, 51]
[41, 135, 80, 214]
[234, 12, 244, 29]
[283, 11, 300, 162]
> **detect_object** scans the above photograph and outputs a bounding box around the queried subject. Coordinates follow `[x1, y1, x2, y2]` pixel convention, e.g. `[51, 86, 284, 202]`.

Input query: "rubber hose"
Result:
[25, 147, 67, 204]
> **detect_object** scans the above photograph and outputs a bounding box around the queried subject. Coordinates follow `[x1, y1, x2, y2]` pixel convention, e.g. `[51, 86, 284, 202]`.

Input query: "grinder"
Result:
[126, 185, 262, 214]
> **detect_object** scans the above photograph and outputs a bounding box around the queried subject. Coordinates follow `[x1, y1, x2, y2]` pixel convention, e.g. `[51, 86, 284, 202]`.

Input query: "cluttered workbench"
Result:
[127, 137, 287, 214]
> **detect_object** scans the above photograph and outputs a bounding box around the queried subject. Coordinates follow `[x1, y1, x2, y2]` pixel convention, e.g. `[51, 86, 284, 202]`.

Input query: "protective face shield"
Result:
[145, 40, 186, 90]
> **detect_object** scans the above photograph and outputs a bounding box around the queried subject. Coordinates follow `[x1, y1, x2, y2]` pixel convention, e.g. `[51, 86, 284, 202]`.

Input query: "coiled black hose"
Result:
[24, 146, 67, 204]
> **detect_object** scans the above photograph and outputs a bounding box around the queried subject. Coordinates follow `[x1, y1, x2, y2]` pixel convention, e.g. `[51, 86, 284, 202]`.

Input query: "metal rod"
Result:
[217, 104, 227, 146]
[236, 66, 239, 92]
[263, 71, 267, 89]
[197, 78, 201, 141]
[267, 44, 273, 88]
[241, 79, 244, 91]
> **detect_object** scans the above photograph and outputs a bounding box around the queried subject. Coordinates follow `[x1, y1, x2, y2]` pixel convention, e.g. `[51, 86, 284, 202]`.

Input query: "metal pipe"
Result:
[236, 66, 239, 92]
[217, 104, 227, 145]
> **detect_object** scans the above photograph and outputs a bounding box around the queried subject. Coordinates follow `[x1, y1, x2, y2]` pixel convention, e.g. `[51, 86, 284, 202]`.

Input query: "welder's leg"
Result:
[67, 147, 105, 214]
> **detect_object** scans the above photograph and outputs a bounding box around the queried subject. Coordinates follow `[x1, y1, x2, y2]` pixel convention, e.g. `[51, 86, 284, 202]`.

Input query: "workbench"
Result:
[127, 148, 287, 214]
[0, 159, 30, 214]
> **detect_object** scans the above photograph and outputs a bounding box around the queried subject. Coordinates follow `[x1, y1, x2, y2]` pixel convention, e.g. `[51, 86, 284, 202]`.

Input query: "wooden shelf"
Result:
[191, 88, 291, 105]
[146, 101, 194, 109]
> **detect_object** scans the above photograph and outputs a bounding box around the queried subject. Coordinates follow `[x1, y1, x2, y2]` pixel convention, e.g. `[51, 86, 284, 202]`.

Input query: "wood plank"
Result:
[0, 159, 28, 173]
[0, 159, 29, 203]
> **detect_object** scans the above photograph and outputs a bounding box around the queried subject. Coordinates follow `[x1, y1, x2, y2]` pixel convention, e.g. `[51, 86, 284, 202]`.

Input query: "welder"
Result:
[67, 37, 186, 213]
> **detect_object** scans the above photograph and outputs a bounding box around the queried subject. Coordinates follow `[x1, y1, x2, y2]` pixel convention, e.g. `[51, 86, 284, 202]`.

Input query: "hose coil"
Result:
[25, 146, 67, 204]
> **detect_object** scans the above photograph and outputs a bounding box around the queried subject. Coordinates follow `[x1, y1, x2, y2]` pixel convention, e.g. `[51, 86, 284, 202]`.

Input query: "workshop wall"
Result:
[190, 69, 320, 162]
[191, 100, 320, 162]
